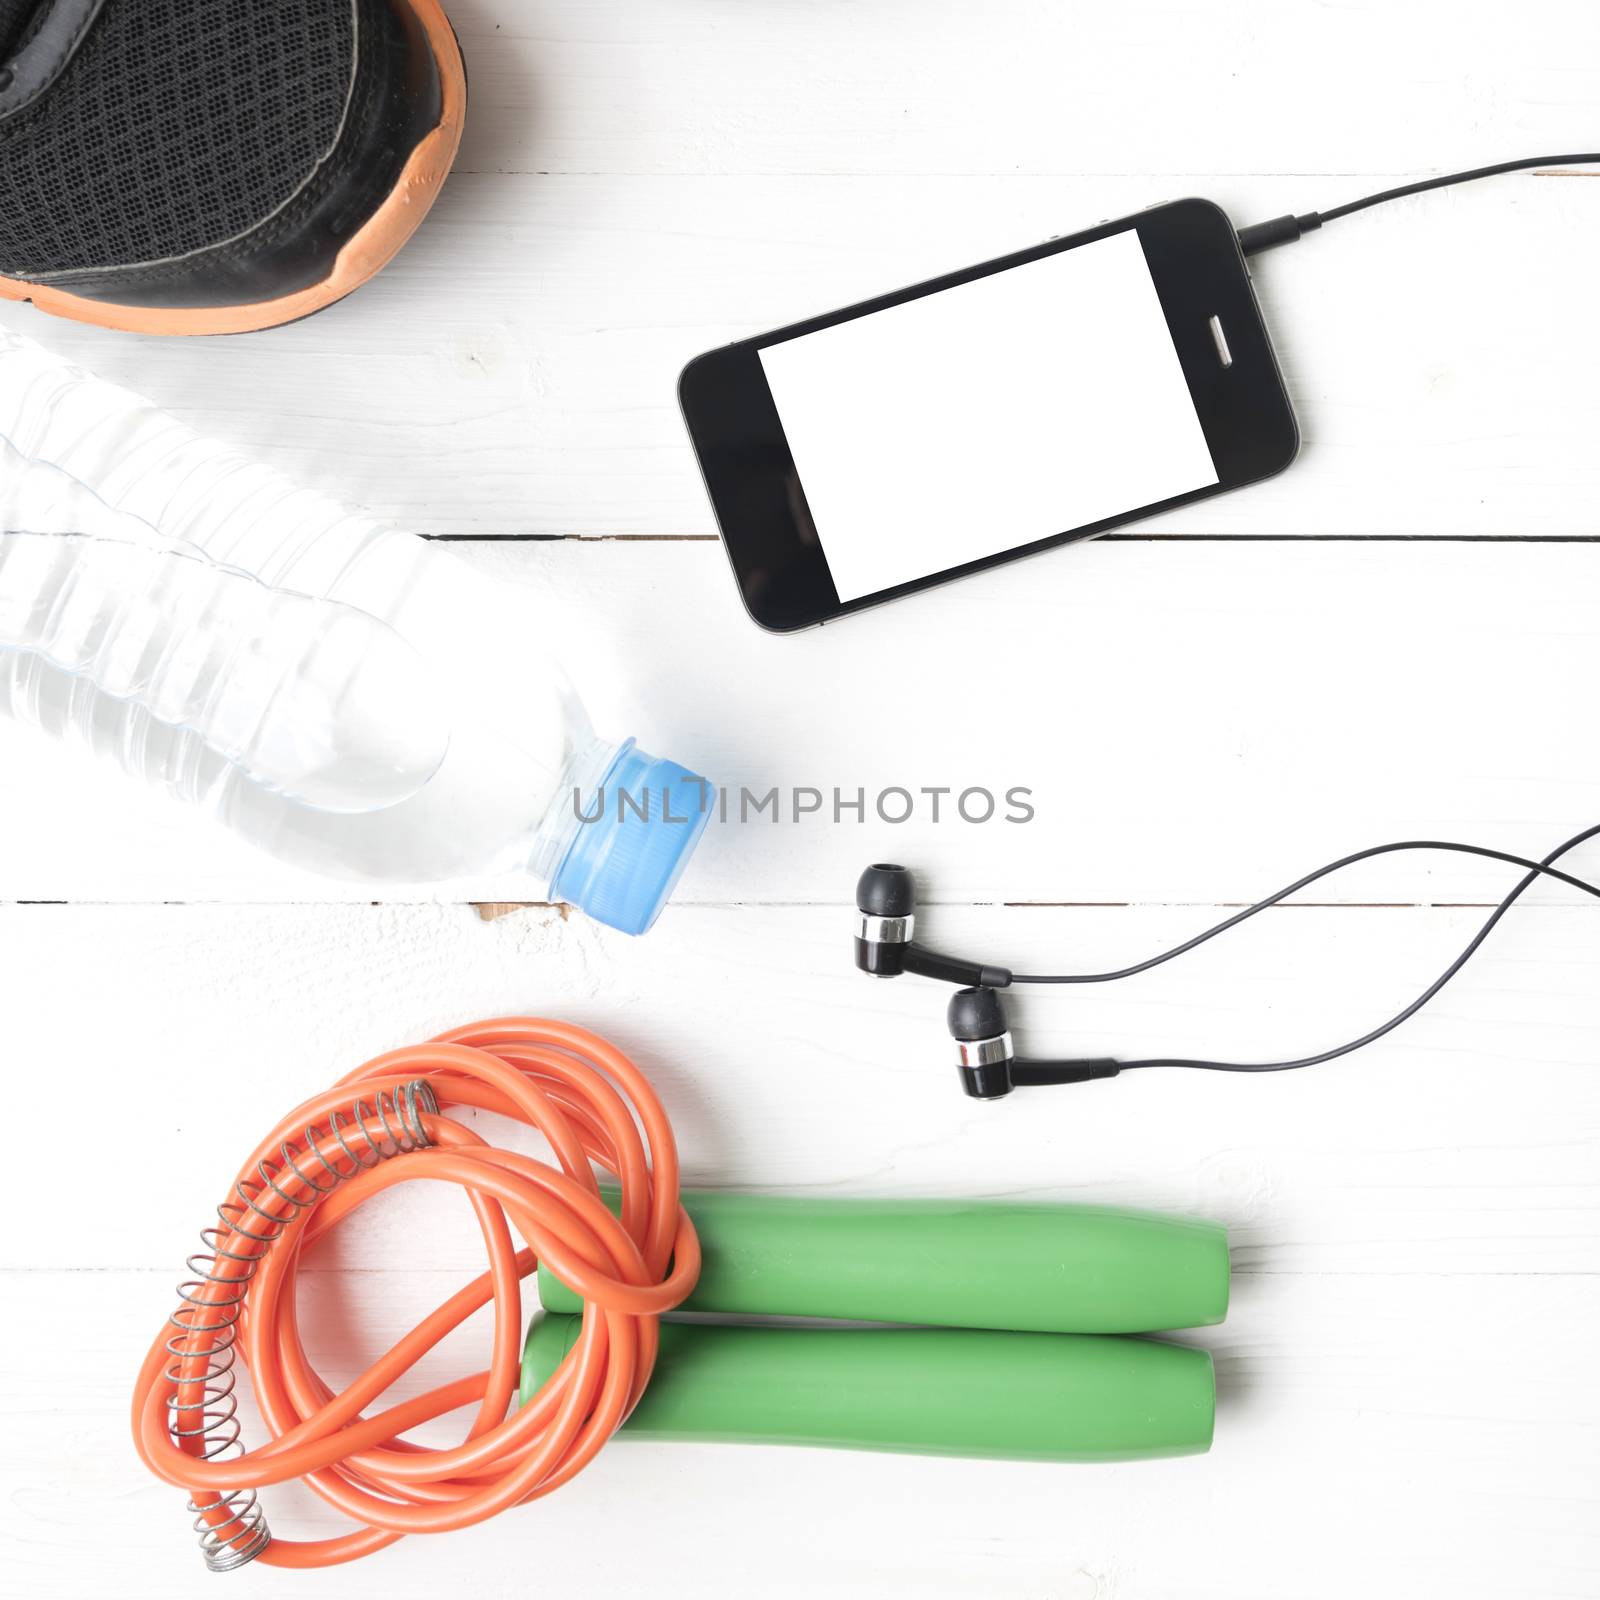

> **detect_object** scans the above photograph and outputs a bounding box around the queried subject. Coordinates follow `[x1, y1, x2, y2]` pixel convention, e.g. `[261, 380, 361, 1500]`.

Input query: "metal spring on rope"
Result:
[164, 1080, 438, 1572]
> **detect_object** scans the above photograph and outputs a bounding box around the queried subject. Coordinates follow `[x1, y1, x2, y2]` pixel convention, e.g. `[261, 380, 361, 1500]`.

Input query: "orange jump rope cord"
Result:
[131, 1017, 701, 1569]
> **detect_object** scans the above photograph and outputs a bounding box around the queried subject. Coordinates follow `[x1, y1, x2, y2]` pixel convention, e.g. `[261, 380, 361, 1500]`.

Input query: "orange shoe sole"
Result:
[0, 0, 466, 337]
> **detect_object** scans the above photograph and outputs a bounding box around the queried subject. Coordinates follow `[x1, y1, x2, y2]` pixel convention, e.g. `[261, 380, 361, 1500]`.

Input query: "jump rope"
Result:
[132, 155, 1600, 1570]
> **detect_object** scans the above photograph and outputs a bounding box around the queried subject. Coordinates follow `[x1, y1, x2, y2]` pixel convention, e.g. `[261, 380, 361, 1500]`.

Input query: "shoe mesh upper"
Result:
[0, 0, 357, 278]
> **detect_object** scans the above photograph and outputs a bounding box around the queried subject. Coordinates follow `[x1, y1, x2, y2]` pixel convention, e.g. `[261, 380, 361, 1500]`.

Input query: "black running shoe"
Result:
[0, 0, 465, 335]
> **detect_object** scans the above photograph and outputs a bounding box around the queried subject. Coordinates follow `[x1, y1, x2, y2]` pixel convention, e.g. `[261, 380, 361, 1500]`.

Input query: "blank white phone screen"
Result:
[757, 229, 1218, 604]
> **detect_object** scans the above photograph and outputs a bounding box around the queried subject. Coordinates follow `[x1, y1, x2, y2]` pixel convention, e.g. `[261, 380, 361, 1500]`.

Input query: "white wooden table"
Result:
[3, 3, 1598, 1596]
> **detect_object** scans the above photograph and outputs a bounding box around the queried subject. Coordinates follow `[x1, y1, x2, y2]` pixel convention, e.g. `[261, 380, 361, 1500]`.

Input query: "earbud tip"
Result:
[947, 985, 1007, 1042]
[856, 862, 915, 917]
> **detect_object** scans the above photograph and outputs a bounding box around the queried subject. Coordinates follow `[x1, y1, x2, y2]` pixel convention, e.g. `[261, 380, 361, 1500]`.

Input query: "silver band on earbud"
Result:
[857, 911, 914, 945]
[956, 1033, 1013, 1068]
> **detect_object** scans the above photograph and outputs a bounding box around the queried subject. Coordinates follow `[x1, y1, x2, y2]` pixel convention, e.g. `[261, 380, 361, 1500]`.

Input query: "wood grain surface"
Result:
[1, 2, 1596, 1595]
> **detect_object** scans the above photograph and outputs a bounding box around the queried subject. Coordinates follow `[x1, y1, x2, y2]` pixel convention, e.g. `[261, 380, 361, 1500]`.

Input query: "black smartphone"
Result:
[680, 198, 1298, 632]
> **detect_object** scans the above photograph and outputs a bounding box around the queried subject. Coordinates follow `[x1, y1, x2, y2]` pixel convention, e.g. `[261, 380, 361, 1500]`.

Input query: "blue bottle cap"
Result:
[548, 740, 712, 935]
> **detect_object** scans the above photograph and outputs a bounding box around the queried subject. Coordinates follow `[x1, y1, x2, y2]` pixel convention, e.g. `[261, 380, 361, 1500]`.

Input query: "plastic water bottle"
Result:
[0, 331, 710, 933]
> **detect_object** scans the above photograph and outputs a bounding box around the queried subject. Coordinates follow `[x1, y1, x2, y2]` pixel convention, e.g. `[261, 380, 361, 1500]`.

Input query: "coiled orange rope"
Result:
[131, 1018, 701, 1569]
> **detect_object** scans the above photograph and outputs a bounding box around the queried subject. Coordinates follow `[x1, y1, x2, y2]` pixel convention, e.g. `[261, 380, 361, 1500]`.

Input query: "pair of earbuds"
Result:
[852, 828, 1600, 1102]
[853, 862, 1120, 1101]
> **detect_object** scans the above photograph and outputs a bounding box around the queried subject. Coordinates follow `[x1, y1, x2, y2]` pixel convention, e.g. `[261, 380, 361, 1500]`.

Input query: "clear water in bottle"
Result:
[0, 331, 710, 934]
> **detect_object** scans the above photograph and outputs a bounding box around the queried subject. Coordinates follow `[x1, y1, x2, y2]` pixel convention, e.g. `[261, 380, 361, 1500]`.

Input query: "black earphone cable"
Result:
[1010, 833, 1600, 988]
[1093, 824, 1599, 1075]
[1237, 153, 1600, 256]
